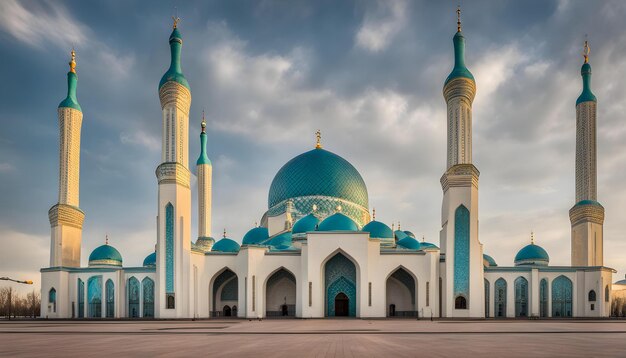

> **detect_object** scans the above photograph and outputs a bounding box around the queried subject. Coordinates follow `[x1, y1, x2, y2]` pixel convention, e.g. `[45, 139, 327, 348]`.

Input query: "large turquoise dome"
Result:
[88, 244, 123, 267]
[514, 243, 549, 266]
[267, 147, 369, 227]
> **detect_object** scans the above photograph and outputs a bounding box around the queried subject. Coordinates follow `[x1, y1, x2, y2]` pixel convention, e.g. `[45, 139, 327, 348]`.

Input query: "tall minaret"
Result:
[49, 49, 85, 267]
[196, 113, 213, 249]
[439, 7, 483, 318]
[155, 17, 193, 318]
[570, 41, 604, 266]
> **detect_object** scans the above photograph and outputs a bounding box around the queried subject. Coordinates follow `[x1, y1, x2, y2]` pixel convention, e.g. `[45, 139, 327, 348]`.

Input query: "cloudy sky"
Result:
[1, 0, 626, 295]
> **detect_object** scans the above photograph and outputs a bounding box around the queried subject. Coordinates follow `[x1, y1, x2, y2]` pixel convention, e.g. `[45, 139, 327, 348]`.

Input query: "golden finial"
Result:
[172, 15, 180, 29]
[422, 235, 425, 243]
[530, 231, 535, 245]
[372, 208, 376, 221]
[105, 234, 109, 245]
[223, 228, 227, 238]
[254, 221, 258, 227]
[583, 39, 590, 64]
[398, 221, 401, 230]
[201, 110, 206, 133]
[392, 222, 395, 232]
[315, 130, 322, 149]
[69, 48, 76, 74]
[456, 5, 461, 32]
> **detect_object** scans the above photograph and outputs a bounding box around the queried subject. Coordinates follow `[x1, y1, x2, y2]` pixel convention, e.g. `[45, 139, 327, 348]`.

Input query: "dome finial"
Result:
[398, 221, 401, 230]
[223, 228, 227, 238]
[583, 38, 590, 64]
[530, 231, 535, 245]
[69, 48, 76, 74]
[105, 234, 109, 245]
[315, 129, 322, 149]
[456, 5, 461, 32]
[422, 235, 425, 243]
[372, 208, 376, 221]
[201, 110, 206, 133]
[172, 6, 180, 29]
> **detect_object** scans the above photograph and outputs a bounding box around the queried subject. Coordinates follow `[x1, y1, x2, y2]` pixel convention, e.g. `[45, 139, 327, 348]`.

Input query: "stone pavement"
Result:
[1, 319, 625, 357]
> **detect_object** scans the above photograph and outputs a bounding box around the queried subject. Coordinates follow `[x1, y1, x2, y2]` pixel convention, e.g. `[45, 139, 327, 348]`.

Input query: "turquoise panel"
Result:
[540, 279, 548, 317]
[128, 277, 140, 318]
[165, 203, 174, 293]
[221, 278, 238, 301]
[514, 277, 528, 317]
[454, 205, 470, 304]
[105, 279, 114, 318]
[142, 277, 155, 318]
[325, 253, 357, 317]
[78, 279, 84, 318]
[495, 278, 507, 318]
[552, 275, 572, 317]
[87, 275, 102, 318]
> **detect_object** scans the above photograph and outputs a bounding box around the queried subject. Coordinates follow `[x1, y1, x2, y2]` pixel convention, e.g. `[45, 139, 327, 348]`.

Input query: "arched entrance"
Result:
[552, 275, 573, 317]
[211, 269, 238, 317]
[386, 267, 416, 317]
[265, 268, 296, 318]
[324, 253, 357, 317]
[335, 293, 349, 316]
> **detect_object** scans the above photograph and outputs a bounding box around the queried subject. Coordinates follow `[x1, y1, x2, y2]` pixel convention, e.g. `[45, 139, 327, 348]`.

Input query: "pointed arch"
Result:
[552, 275, 572, 317]
[539, 278, 548, 317]
[264, 266, 297, 317]
[87, 276, 102, 318]
[514, 277, 528, 317]
[48, 287, 57, 313]
[142, 277, 155, 318]
[323, 250, 358, 317]
[105, 279, 114, 318]
[454, 204, 470, 308]
[494, 278, 507, 318]
[209, 267, 238, 317]
[385, 265, 418, 317]
[127, 276, 140, 318]
[165, 202, 175, 309]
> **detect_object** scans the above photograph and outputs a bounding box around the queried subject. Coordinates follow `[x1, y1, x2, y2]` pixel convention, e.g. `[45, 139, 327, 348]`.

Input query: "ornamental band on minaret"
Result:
[570, 40, 604, 267]
[49, 49, 85, 267]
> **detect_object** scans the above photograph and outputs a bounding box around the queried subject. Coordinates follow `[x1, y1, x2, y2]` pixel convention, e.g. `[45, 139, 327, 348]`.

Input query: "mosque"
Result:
[40, 11, 616, 319]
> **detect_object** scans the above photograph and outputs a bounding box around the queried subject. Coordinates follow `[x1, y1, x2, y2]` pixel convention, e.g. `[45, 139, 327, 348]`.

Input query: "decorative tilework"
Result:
[454, 205, 470, 304]
[87, 275, 102, 318]
[514, 277, 528, 317]
[552, 275, 573, 317]
[325, 253, 357, 317]
[165, 203, 174, 294]
[142, 278, 155, 318]
[221, 277, 238, 301]
[128, 277, 140, 318]
[495, 278, 507, 318]
[105, 279, 114, 318]
[540, 279, 548, 317]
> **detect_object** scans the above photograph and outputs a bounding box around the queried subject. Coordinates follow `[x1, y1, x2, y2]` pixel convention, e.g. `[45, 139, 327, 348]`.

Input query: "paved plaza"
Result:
[1, 319, 626, 357]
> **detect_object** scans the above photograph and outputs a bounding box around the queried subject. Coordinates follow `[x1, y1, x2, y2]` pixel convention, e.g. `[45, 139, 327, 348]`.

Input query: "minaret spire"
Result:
[457, 5, 461, 32]
[196, 110, 213, 246]
[315, 130, 322, 149]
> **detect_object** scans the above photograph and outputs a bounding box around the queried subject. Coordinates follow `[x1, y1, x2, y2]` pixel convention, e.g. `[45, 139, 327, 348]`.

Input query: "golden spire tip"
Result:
[69, 48, 76, 74]
[531, 231, 535, 245]
[372, 208, 376, 221]
[456, 5, 461, 32]
[223, 228, 227, 238]
[201, 110, 206, 132]
[172, 15, 180, 29]
[315, 129, 322, 149]
[583, 39, 590, 64]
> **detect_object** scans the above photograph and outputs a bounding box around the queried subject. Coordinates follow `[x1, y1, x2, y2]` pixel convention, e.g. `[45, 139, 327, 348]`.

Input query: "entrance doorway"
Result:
[335, 293, 349, 316]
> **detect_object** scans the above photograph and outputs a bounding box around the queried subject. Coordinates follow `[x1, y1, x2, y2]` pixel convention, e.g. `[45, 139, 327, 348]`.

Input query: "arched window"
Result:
[77, 279, 85, 318]
[605, 285, 610, 302]
[142, 277, 155, 318]
[49, 288, 56, 313]
[514, 277, 528, 317]
[552, 275, 573, 317]
[455, 296, 467, 309]
[454, 205, 470, 306]
[495, 278, 507, 318]
[484, 279, 490, 318]
[87, 276, 102, 318]
[128, 277, 140, 318]
[588, 290, 596, 302]
[539, 279, 548, 318]
[105, 279, 114, 318]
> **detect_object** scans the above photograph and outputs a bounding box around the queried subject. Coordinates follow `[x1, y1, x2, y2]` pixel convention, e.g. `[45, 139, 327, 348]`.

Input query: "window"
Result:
[495, 278, 507, 318]
[605, 285, 610, 302]
[426, 282, 430, 307]
[455, 296, 467, 309]
[49, 288, 57, 313]
[514, 277, 529, 317]
[142, 278, 155, 318]
[128, 277, 140, 317]
[484, 279, 489, 318]
[105, 279, 114, 318]
[539, 279, 548, 318]
[588, 290, 596, 302]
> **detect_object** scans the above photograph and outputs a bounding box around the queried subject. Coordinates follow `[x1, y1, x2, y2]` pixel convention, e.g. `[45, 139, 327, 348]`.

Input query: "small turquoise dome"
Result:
[268, 148, 368, 210]
[292, 214, 319, 234]
[88, 244, 123, 267]
[159, 27, 190, 90]
[514, 243, 549, 266]
[483, 254, 497, 267]
[212, 238, 240, 253]
[242, 227, 269, 245]
[420, 241, 439, 250]
[143, 252, 156, 267]
[574, 199, 604, 208]
[269, 231, 293, 247]
[403, 230, 416, 239]
[394, 230, 408, 241]
[318, 213, 358, 232]
[362, 221, 393, 239]
[397, 237, 421, 250]
[445, 31, 474, 85]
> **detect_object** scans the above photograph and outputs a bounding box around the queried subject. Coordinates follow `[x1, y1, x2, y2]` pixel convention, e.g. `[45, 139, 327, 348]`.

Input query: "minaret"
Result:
[155, 17, 193, 318]
[570, 40, 604, 266]
[196, 113, 213, 249]
[439, 7, 483, 318]
[49, 49, 85, 267]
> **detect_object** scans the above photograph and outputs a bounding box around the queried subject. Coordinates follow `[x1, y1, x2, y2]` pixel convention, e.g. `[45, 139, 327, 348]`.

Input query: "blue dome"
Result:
[403, 230, 416, 239]
[318, 213, 359, 232]
[268, 148, 368, 209]
[143, 252, 156, 267]
[420, 241, 439, 250]
[483, 254, 497, 267]
[292, 214, 319, 234]
[362, 221, 393, 239]
[269, 232, 293, 247]
[88, 244, 123, 266]
[212, 238, 240, 253]
[445, 32, 474, 85]
[514, 243, 549, 266]
[394, 230, 408, 241]
[397, 237, 421, 250]
[159, 27, 190, 90]
[242, 227, 269, 245]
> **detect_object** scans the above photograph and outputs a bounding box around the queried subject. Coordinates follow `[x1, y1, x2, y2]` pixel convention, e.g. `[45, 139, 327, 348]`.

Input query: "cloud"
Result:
[0, 0, 86, 48]
[120, 129, 160, 152]
[0, 163, 14, 172]
[355, 0, 408, 52]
